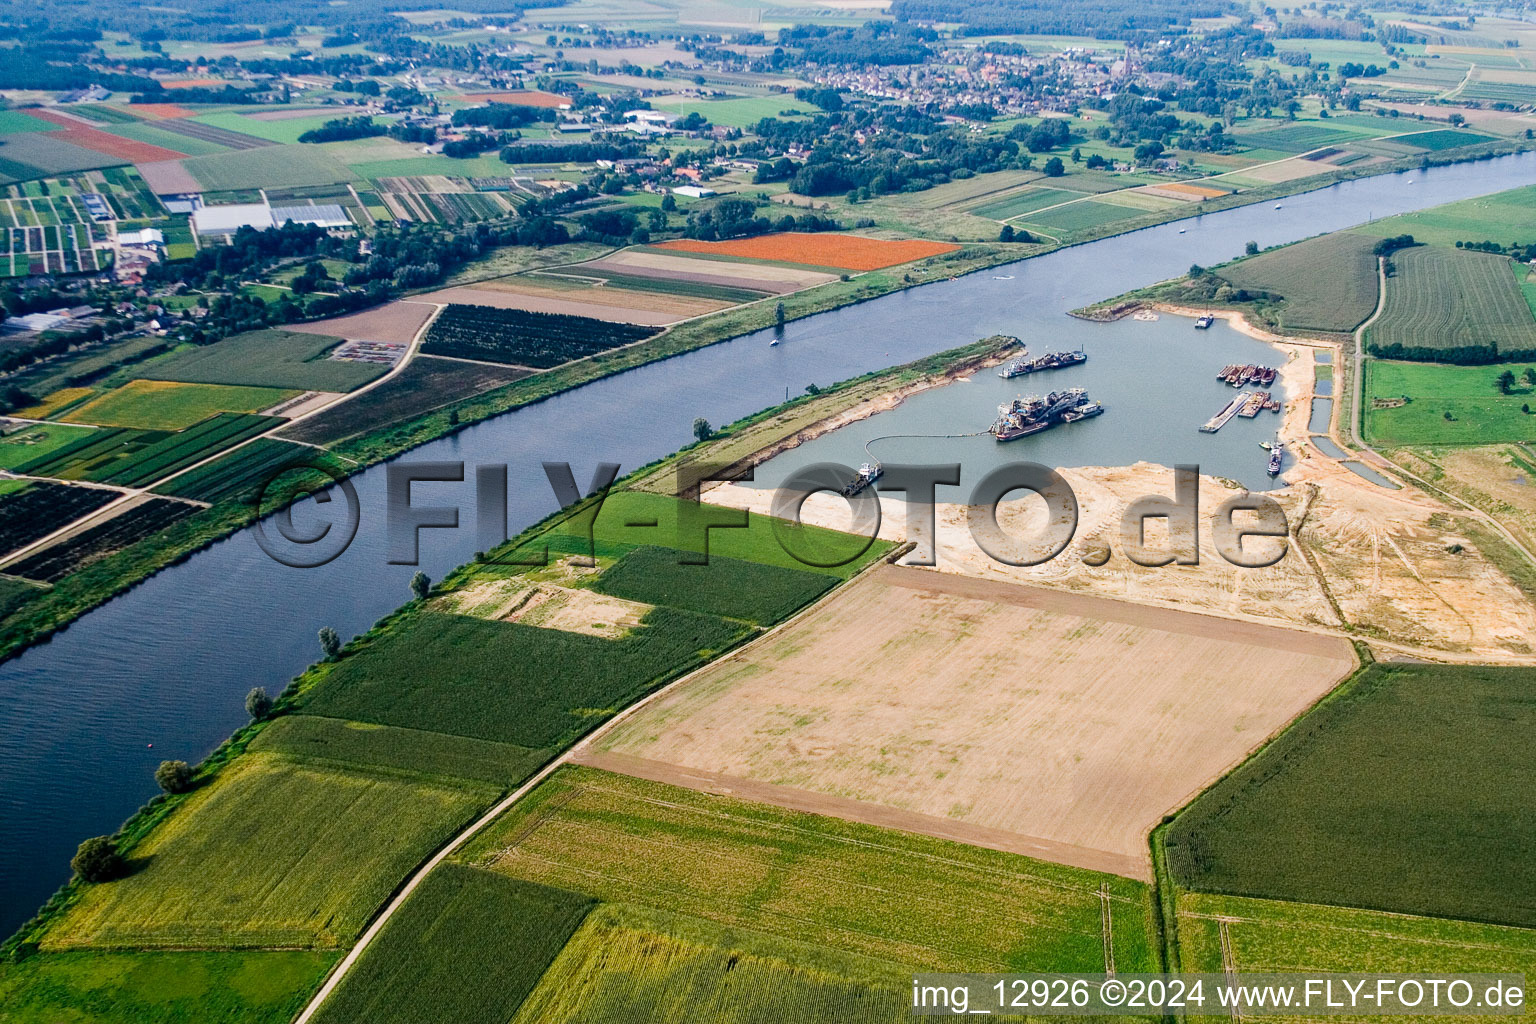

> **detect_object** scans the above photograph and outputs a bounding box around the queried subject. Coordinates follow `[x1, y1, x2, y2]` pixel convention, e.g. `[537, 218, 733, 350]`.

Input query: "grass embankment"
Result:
[1164, 661, 1536, 929]
[308, 765, 1157, 1024]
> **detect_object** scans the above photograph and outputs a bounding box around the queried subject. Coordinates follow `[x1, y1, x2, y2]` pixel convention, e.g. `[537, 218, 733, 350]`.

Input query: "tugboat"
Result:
[1268, 440, 1284, 476]
[1195, 313, 1216, 329]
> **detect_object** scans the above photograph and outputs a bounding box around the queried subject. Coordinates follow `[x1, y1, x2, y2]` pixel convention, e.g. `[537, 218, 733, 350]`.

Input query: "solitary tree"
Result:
[1498, 369, 1518, 394]
[154, 760, 194, 794]
[319, 626, 342, 659]
[1070, 146, 1082, 163]
[692, 417, 713, 443]
[1189, 264, 1206, 278]
[245, 687, 273, 721]
[998, 224, 1016, 242]
[72, 836, 124, 883]
[410, 571, 431, 601]
[1524, 367, 1536, 387]
[1245, 240, 1260, 256]
[774, 301, 786, 327]
[1043, 156, 1065, 177]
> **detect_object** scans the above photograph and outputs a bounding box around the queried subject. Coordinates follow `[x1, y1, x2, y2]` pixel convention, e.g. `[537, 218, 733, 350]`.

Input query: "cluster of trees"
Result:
[297, 115, 388, 144]
[778, 22, 936, 66]
[1457, 239, 1536, 261]
[1368, 340, 1536, 365]
[889, 0, 1237, 37]
[1009, 117, 1072, 153]
[1373, 234, 1418, 255]
[500, 140, 646, 164]
[1495, 367, 1536, 394]
[452, 102, 555, 129]
[145, 222, 351, 292]
[682, 197, 839, 241]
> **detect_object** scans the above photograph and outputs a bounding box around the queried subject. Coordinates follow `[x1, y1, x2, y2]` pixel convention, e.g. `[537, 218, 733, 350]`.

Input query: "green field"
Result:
[183, 145, 352, 191]
[192, 111, 347, 145]
[152, 437, 315, 503]
[1165, 663, 1536, 929]
[1218, 231, 1380, 333]
[684, 96, 816, 128]
[44, 753, 494, 949]
[513, 903, 914, 1024]
[251, 715, 549, 788]
[100, 121, 225, 157]
[461, 767, 1156, 972]
[61, 380, 297, 430]
[1366, 359, 1536, 445]
[1019, 199, 1137, 234]
[1396, 128, 1499, 150]
[1231, 123, 1357, 153]
[132, 329, 385, 392]
[308, 865, 593, 1024]
[971, 186, 1083, 221]
[1354, 184, 1536, 248]
[15, 414, 280, 487]
[0, 423, 98, 470]
[301, 607, 747, 749]
[1177, 892, 1536, 999]
[0, 950, 337, 1024]
[592, 545, 833, 625]
[1368, 247, 1536, 360]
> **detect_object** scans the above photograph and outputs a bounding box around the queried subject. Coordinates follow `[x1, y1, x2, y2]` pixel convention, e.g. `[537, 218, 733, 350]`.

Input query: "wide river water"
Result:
[3, 155, 1534, 930]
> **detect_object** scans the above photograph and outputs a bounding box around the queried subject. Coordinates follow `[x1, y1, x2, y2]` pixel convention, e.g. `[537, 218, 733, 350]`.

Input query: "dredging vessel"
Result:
[842, 461, 882, 496]
[991, 387, 1102, 441]
[998, 348, 1086, 378]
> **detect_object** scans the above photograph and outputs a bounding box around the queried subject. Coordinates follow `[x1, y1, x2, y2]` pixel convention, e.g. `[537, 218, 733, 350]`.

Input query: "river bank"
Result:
[2, 146, 1525, 671]
[5, 151, 1536, 936]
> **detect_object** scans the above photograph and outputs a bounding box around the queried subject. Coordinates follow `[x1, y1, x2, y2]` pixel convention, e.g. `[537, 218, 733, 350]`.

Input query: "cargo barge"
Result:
[991, 387, 1103, 441]
[998, 348, 1086, 378]
[1217, 364, 1277, 387]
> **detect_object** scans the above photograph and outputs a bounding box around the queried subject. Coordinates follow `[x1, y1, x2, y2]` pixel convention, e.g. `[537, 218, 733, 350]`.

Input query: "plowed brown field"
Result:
[654, 232, 961, 271]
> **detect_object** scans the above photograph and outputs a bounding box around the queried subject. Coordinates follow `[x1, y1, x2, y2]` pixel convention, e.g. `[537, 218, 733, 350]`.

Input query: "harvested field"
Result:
[1149, 181, 1231, 199]
[285, 300, 437, 345]
[595, 565, 1355, 878]
[416, 282, 711, 326]
[5, 496, 198, 582]
[1368, 247, 1536, 359]
[136, 159, 201, 194]
[591, 249, 837, 293]
[654, 232, 960, 271]
[1223, 157, 1330, 184]
[276, 356, 529, 445]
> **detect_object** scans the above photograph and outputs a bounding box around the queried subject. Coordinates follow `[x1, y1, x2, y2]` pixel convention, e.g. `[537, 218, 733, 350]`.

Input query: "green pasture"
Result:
[1353, 184, 1536, 247]
[1218, 231, 1380, 333]
[61, 381, 298, 430]
[1365, 359, 1536, 445]
[183, 146, 351, 191]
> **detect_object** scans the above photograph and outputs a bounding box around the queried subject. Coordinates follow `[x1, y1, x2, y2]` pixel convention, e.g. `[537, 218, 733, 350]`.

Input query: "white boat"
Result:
[1274, 203, 1283, 210]
[993, 275, 1015, 280]
[1178, 227, 1186, 234]
[769, 339, 780, 346]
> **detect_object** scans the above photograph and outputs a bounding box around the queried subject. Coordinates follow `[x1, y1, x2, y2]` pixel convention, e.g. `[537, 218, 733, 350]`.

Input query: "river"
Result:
[3, 154, 1533, 932]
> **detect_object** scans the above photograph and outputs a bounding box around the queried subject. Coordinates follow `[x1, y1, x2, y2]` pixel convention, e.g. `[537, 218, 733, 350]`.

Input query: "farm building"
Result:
[671, 185, 716, 199]
[270, 204, 351, 229]
[193, 203, 275, 237]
